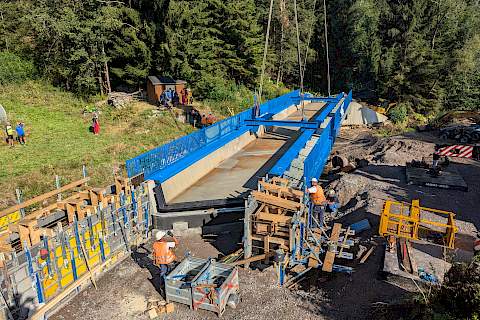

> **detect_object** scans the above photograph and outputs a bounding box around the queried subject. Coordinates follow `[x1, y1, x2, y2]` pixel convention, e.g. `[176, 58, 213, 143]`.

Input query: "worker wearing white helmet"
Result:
[307, 177, 327, 227]
[326, 189, 339, 214]
[152, 230, 179, 279]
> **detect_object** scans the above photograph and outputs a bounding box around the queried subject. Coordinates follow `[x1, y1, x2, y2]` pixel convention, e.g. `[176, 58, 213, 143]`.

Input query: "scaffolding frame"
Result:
[379, 199, 457, 249]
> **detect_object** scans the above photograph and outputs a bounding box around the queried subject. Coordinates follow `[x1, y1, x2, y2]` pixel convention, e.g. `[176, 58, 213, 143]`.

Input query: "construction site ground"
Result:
[51, 127, 480, 320]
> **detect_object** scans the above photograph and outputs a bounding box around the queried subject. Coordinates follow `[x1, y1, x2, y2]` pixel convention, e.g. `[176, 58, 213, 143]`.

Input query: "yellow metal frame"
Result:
[379, 199, 458, 249]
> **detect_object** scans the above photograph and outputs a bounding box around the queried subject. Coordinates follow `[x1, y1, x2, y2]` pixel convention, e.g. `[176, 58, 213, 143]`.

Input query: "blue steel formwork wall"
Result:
[268, 92, 344, 177]
[303, 90, 352, 183]
[126, 90, 300, 182]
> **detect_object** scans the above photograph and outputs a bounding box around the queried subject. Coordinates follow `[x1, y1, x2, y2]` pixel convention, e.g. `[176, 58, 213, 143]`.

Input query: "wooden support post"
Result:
[264, 235, 270, 264]
[243, 197, 254, 268]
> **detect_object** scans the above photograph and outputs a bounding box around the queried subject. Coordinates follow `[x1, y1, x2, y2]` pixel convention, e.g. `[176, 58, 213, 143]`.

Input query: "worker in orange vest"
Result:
[153, 231, 179, 280]
[307, 177, 327, 227]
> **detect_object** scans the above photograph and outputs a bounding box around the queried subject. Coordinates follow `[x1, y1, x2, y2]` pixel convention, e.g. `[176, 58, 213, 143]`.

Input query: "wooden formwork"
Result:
[243, 178, 354, 282]
[0, 176, 142, 253]
[0, 174, 152, 319]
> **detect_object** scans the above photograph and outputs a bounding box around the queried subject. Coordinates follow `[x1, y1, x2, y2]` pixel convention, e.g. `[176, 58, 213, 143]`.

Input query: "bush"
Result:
[388, 102, 409, 124]
[436, 261, 480, 319]
[0, 51, 35, 85]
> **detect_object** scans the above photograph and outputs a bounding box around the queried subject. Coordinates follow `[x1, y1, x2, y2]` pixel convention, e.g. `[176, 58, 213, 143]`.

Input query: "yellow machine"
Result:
[379, 199, 457, 249]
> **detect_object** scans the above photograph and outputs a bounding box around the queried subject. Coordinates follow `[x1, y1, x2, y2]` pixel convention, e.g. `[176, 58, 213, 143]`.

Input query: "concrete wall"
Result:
[160, 103, 301, 203]
[161, 129, 260, 203]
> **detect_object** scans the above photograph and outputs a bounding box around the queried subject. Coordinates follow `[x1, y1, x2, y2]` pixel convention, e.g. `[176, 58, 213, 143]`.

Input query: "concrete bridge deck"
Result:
[170, 102, 325, 204]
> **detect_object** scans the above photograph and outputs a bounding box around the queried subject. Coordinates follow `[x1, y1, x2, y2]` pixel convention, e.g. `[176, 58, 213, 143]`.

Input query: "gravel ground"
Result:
[51, 128, 480, 320]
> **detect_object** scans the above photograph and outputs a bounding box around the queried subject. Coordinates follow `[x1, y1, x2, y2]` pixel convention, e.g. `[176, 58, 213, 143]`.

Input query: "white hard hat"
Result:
[328, 189, 335, 196]
[311, 178, 318, 183]
[155, 230, 166, 240]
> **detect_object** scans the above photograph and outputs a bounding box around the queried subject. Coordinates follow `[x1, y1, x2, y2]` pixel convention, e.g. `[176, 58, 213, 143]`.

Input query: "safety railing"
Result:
[303, 90, 352, 184]
[126, 90, 300, 179]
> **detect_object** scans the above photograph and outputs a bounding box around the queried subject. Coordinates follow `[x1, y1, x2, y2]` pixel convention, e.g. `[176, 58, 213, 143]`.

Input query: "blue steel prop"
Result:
[99, 236, 106, 262]
[73, 219, 82, 258]
[25, 243, 45, 304]
[87, 215, 95, 250]
[126, 90, 301, 182]
[70, 250, 78, 281]
[244, 119, 319, 129]
[143, 202, 149, 238]
[43, 236, 53, 278]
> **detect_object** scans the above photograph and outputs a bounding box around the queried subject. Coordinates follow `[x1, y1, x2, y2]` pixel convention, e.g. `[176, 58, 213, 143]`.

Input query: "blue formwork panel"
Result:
[148, 127, 252, 182]
[303, 90, 353, 183]
[267, 92, 344, 178]
[269, 130, 315, 177]
[126, 90, 301, 183]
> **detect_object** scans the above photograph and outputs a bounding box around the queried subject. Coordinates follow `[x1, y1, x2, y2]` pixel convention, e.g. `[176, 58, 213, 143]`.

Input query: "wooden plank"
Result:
[359, 246, 374, 264]
[79, 237, 98, 289]
[252, 191, 302, 211]
[338, 227, 351, 257]
[322, 223, 342, 272]
[322, 251, 335, 272]
[271, 177, 289, 186]
[252, 235, 289, 248]
[256, 212, 292, 224]
[18, 225, 31, 247]
[264, 235, 270, 264]
[0, 177, 90, 217]
[399, 238, 412, 273]
[230, 252, 275, 266]
[330, 223, 342, 242]
[406, 241, 418, 275]
[259, 181, 303, 198]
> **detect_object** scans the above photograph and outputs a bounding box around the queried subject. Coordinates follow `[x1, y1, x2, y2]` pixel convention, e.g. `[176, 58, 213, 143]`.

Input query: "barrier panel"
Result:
[126, 90, 300, 180]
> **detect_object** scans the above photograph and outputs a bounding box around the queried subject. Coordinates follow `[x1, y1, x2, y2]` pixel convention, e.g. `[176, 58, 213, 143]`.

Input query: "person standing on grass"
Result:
[5, 123, 14, 147]
[16, 122, 26, 145]
[92, 113, 100, 135]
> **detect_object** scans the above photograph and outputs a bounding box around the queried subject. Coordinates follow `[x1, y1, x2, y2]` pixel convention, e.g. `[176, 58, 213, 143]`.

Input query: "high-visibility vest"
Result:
[310, 186, 326, 205]
[6, 126, 13, 136]
[153, 240, 176, 265]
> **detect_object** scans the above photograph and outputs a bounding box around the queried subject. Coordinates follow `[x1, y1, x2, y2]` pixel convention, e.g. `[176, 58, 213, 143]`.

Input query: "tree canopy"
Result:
[0, 0, 478, 114]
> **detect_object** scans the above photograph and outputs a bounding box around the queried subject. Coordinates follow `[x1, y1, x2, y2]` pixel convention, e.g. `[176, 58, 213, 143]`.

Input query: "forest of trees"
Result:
[0, 0, 479, 115]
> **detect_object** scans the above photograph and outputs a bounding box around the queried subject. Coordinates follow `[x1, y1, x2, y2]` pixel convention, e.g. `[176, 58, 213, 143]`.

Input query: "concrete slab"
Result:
[170, 102, 325, 203]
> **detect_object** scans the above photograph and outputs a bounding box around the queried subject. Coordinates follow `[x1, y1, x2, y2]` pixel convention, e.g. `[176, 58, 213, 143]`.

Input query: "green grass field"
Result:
[0, 81, 193, 209]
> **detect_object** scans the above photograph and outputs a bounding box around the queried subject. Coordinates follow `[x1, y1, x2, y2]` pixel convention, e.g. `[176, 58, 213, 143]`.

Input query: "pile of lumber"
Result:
[146, 299, 174, 319]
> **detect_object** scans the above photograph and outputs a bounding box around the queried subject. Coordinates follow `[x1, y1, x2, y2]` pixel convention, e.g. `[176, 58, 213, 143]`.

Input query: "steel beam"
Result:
[244, 119, 319, 129]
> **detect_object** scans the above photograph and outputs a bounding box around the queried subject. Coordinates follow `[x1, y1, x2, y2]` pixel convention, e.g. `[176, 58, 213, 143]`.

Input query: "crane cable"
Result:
[293, 0, 305, 119]
[323, 0, 331, 96]
[301, 0, 318, 81]
[258, 0, 275, 104]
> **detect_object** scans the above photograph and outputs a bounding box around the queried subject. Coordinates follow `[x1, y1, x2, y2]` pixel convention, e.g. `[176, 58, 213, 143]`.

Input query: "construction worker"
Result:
[307, 178, 327, 227]
[5, 123, 14, 147]
[325, 189, 339, 214]
[153, 230, 179, 279]
[15, 122, 26, 145]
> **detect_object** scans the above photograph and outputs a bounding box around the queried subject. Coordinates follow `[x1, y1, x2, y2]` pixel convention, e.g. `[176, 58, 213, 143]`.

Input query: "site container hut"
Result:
[165, 256, 239, 316]
[146, 76, 186, 105]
